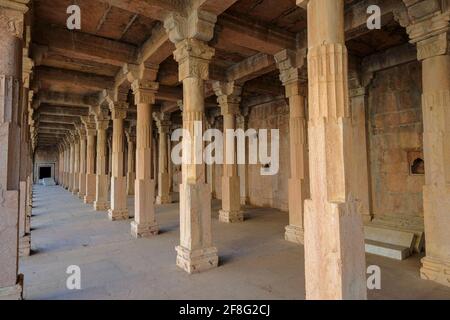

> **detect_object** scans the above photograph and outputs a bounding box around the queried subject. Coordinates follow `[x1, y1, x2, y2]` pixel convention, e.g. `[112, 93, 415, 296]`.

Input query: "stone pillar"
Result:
[274, 49, 310, 244]
[18, 55, 32, 257]
[406, 14, 450, 287]
[213, 82, 243, 223]
[93, 111, 110, 211]
[0, 0, 28, 300]
[165, 9, 219, 273]
[63, 141, 68, 188]
[130, 78, 159, 237]
[154, 112, 172, 204]
[125, 126, 136, 196]
[108, 102, 129, 221]
[349, 81, 372, 224]
[299, 0, 367, 299]
[72, 133, 80, 195]
[78, 127, 87, 199]
[83, 117, 97, 204]
[205, 114, 216, 198]
[68, 136, 75, 192]
[236, 111, 249, 205]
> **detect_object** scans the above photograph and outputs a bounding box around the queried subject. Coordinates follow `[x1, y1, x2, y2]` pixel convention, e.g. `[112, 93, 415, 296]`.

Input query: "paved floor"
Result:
[20, 185, 450, 300]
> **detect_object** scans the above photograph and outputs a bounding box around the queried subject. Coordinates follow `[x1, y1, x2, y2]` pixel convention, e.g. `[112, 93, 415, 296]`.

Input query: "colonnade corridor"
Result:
[18, 185, 450, 300]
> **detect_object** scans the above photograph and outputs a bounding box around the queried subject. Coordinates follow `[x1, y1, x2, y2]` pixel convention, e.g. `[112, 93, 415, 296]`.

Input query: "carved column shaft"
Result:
[275, 49, 310, 244]
[108, 103, 129, 221]
[84, 124, 96, 204]
[300, 0, 366, 300]
[126, 130, 135, 196]
[154, 112, 172, 204]
[166, 12, 219, 272]
[131, 79, 159, 237]
[214, 81, 242, 223]
[78, 129, 87, 199]
[0, 0, 28, 299]
[94, 118, 110, 211]
[408, 23, 450, 287]
[72, 135, 80, 194]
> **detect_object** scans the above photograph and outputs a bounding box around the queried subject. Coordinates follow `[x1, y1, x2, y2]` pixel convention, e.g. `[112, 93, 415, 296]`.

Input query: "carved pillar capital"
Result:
[109, 101, 128, 120]
[275, 49, 307, 98]
[131, 80, 159, 105]
[164, 9, 217, 44]
[153, 112, 171, 133]
[173, 38, 215, 81]
[0, 0, 29, 39]
[213, 81, 242, 116]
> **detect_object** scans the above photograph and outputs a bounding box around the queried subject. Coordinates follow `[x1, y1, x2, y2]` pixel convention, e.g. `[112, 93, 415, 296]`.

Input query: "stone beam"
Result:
[38, 122, 75, 131]
[38, 105, 90, 117]
[217, 13, 296, 54]
[190, 0, 239, 15]
[38, 114, 81, 125]
[33, 25, 137, 67]
[35, 67, 114, 92]
[345, 0, 406, 40]
[35, 90, 95, 108]
[362, 43, 417, 75]
[98, 0, 183, 21]
[226, 53, 277, 84]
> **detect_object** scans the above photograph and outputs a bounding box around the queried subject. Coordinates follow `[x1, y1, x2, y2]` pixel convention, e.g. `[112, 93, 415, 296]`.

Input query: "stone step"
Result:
[364, 225, 416, 260]
[365, 240, 411, 260]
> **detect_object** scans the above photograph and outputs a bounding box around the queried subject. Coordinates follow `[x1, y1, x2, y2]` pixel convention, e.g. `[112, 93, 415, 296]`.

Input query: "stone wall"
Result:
[246, 98, 290, 212]
[34, 147, 59, 184]
[368, 61, 424, 229]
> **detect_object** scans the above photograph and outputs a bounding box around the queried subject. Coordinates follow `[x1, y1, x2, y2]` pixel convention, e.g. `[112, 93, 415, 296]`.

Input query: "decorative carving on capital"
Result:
[0, 3, 27, 38]
[164, 9, 217, 44]
[0, 74, 20, 124]
[274, 49, 307, 85]
[213, 81, 242, 116]
[131, 80, 159, 105]
[153, 111, 171, 133]
[109, 101, 128, 120]
[173, 38, 215, 81]
[416, 32, 449, 60]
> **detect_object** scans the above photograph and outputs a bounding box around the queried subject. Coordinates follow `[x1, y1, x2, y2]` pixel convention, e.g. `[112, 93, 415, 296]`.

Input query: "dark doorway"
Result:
[39, 166, 52, 179]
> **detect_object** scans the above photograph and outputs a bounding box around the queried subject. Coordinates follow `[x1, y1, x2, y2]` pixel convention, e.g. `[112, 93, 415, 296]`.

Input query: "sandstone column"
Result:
[213, 82, 243, 223]
[165, 9, 219, 273]
[68, 135, 75, 192]
[274, 49, 309, 244]
[206, 114, 216, 198]
[125, 126, 136, 196]
[0, 0, 28, 300]
[93, 109, 110, 211]
[236, 111, 249, 205]
[83, 116, 97, 204]
[18, 55, 33, 257]
[72, 132, 80, 195]
[77, 126, 87, 199]
[63, 140, 68, 188]
[108, 102, 129, 221]
[299, 0, 367, 299]
[406, 13, 450, 287]
[348, 75, 372, 224]
[154, 112, 172, 204]
[131, 76, 159, 237]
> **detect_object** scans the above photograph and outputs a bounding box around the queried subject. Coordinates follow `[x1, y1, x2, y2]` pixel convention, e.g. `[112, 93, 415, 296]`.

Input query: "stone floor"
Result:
[20, 185, 450, 300]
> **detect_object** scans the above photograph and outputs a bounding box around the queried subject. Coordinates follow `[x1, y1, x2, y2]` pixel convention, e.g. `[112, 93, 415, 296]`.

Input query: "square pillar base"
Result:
[0, 274, 23, 300]
[131, 221, 159, 238]
[19, 234, 31, 257]
[94, 201, 109, 211]
[420, 256, 450, 288]
[156, 195, 172, 205]
[176, 245, 218, 274]
[108, 209, 129, 221]
[84, 195, 95, 204]
[285, 225, 304, 245]
[219, 210, 244, 223]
